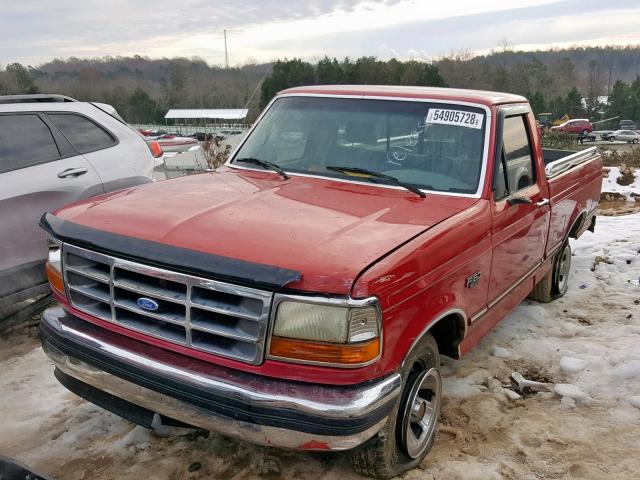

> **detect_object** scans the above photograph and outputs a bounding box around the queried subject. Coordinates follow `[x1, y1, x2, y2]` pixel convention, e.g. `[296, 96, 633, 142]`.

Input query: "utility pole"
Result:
[224, 30, 229, 69]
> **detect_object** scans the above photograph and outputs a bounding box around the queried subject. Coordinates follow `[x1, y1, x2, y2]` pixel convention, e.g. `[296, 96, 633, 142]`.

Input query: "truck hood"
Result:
[55, 168, 476, 294]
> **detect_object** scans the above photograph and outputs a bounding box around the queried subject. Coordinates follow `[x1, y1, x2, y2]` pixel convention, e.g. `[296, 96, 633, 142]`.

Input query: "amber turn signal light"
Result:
[269, 336, 380, 366]
[46, 260, 64, 294]
[148, 140, 163, 158]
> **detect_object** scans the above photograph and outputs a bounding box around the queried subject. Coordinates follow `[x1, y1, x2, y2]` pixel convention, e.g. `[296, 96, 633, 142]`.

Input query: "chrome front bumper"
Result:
[40, 307, 401, 451]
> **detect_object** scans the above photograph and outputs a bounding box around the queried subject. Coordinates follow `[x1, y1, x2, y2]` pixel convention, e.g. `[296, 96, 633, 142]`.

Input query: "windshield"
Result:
[232, 96, 487, 195]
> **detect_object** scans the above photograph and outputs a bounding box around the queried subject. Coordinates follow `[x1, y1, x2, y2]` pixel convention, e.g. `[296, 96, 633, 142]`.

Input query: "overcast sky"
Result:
[2, 0, 640, 66]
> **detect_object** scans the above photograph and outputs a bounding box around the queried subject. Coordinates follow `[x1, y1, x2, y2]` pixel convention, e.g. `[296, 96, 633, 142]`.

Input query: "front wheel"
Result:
[633, 138, 639, 144]
[351, 334, 441, 479]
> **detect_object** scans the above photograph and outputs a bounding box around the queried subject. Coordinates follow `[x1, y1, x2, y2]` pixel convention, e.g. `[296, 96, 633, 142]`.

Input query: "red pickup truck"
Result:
[39, 86, 602, 478]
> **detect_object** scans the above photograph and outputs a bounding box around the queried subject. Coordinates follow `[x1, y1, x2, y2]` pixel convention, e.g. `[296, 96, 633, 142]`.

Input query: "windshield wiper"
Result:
[326, 166, 426, 198]
[235, 157, 289, 180]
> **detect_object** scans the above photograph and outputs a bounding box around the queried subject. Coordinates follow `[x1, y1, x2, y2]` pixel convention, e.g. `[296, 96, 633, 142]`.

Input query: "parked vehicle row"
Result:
[39, 86, 602, 478]
[544, 117, 638, 135]
[546, 126, 640, 144]
[607, 129, 640, 143]
[0, 94, 159, 316]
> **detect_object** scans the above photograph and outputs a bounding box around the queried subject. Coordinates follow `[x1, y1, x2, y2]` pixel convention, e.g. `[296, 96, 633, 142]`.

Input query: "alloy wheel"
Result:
[400, 367, 442, 459]
[556, 243, 571, 293]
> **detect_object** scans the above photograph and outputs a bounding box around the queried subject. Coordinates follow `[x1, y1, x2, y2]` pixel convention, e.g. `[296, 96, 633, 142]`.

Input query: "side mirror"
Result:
[507, 196, 532, 206]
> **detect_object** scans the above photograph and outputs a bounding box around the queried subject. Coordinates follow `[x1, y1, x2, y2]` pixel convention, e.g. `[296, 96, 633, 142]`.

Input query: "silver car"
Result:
[609, 130, 640, 143]
[0, 94, 157, 314]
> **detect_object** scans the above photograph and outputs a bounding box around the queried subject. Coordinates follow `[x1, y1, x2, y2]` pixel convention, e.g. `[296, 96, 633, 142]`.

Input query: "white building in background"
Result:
[164, 108, 249, 132]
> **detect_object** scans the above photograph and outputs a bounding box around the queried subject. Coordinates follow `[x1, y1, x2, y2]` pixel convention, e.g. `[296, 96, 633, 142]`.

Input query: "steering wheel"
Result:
[386, 149, 408, 166]
[386, 123, 425, 166]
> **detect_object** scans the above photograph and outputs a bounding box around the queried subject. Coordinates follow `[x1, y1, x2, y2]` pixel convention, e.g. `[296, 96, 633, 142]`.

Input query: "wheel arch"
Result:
[402, 309, 467, 366]
[568, 210, 586, 240]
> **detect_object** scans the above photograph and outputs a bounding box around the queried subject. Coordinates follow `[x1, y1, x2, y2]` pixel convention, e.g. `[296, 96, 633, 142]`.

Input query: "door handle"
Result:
[507, 196, 532, 206]
[536, 198, 550, 207]
[58, 167, 88, 178]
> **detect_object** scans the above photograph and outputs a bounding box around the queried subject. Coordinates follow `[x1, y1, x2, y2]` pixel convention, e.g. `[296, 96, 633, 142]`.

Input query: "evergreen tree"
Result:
[528, 91, 546, 115]
[128, 87, 161, 123]
[316, 57, 343, 84]
[629, 76, 640, 122]
[6, 63, 39, 93]
[565, 87, 583, 117]
[607, 80, 631, 120]
[259, 57, 447, 107]
[259, 58, 315, 107]
[419, 63, 446, 87]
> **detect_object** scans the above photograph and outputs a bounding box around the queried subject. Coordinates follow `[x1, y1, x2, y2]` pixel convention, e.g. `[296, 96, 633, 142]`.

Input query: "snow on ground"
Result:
[1, 215, 639, 479]
[602, 167, 639, 200]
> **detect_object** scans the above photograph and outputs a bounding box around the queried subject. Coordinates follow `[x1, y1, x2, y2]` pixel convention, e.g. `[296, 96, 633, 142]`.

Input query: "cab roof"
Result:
[279, 85, 527, 107]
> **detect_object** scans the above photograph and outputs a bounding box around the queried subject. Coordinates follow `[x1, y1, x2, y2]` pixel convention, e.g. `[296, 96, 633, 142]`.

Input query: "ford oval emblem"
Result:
[137, 297, 159, 311]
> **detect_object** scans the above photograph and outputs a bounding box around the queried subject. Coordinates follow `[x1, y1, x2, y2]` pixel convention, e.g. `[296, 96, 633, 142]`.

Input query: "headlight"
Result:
[268, 297, 381, 367]
[45, 235, 64, 294]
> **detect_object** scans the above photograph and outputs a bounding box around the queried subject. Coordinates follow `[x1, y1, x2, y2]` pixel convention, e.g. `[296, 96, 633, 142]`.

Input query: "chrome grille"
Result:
[63, 243, 273, 365]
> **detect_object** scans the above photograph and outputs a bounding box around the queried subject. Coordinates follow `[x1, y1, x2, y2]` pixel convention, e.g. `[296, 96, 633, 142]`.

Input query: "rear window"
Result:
[0, 114, 60, 173]
[48, 113, 115, 153]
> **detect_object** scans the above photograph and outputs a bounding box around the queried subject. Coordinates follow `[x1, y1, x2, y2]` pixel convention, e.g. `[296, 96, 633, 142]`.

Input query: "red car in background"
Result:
[550, 118, 593, 135]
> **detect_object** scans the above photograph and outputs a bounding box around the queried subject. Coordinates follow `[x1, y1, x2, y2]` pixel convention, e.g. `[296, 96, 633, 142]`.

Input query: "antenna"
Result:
[224, 29, 229, 69]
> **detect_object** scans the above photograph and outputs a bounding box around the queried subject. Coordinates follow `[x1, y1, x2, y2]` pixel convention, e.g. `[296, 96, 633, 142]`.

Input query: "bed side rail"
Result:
[545, 147, 599, 179]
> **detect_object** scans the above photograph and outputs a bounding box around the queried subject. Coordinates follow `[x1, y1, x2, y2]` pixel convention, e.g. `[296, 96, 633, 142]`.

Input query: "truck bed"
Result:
[544, 146, 602, 256]
[543, 148, 576, 165]
[542, 147, 599, 176]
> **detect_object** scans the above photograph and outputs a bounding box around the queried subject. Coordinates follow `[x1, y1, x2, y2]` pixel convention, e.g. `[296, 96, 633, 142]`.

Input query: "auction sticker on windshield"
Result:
[426, 108, 483, 129]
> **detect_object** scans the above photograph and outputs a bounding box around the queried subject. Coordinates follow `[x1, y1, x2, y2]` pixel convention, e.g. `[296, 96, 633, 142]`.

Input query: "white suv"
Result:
[0, 94, 158, 315]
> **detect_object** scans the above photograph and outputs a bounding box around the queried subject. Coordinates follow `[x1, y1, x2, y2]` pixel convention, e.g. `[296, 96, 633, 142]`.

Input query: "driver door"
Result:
[489, 110, 550, 306]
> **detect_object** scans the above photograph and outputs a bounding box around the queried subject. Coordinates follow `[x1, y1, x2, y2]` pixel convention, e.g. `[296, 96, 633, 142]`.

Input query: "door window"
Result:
[0, 114, 61, 174]
[494, 115, 535, 198]
[48, 113, 115, 154]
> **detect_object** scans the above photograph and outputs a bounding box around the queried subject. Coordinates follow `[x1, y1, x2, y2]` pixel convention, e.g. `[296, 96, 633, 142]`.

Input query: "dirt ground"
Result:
[598, 201, 640, 216]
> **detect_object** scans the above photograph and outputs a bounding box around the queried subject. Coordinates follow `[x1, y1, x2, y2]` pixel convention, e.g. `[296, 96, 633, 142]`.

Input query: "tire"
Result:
[633, 138, 639, 144]
[529, 241, 571, 303]
[529, 268, 553, 303]
[551, 241, 571, 297]
[351, 334, 441, 479]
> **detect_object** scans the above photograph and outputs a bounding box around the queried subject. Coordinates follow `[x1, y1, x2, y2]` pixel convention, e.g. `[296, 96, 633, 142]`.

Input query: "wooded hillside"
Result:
[1, 46, 639, 123]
